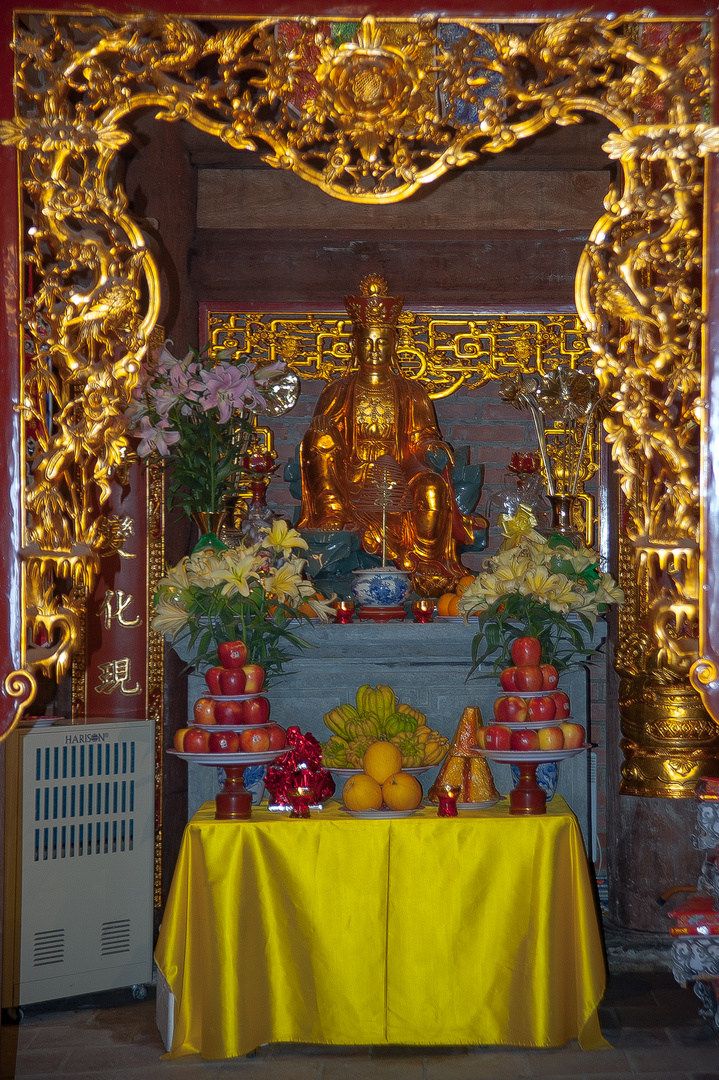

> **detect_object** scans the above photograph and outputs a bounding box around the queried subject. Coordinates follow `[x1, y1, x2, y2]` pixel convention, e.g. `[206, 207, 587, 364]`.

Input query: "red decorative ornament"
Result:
[509, 451, 541, 475]
[265, 728, 336, 807]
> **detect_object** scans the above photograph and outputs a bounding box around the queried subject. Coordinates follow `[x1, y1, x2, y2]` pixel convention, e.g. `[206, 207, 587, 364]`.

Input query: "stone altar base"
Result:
[185, 619, 604, 853]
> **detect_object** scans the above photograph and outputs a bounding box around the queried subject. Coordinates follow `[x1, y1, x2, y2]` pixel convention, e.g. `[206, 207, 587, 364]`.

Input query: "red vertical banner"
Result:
[83, 460, 150, 720]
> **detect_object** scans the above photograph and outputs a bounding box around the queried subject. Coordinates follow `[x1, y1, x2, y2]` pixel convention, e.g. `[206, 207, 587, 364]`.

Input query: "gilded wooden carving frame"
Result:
[1, 10, 717, 797]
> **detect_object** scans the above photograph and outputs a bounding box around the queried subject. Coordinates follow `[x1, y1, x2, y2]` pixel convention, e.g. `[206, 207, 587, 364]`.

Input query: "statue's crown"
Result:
[344, 274, 404, 330]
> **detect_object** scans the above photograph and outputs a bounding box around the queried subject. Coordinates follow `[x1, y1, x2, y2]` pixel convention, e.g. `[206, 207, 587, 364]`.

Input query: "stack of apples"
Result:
[476, 636, 585, 753]
[174, 638, 286, 755]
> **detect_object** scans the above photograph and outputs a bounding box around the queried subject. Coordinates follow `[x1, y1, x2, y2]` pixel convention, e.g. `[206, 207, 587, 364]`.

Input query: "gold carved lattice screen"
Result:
[205, 308, 600, 539]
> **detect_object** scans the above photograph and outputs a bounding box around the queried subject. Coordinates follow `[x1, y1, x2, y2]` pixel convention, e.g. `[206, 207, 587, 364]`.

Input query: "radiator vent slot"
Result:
[33, 928, 65, 967]
[100, 919, 131, 957]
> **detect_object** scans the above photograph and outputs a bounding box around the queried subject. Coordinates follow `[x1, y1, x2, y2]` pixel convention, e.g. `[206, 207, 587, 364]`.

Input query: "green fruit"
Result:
[385, 711, 416, 737]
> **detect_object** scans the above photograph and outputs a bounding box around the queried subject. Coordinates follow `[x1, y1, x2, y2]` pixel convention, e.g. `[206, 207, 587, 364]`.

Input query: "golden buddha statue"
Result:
[297, 275, 475, 596]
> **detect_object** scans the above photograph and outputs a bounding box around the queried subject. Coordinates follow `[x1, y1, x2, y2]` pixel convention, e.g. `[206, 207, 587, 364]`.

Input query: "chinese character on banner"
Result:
[95, 658, 142, 696]
[100, 589, 142, 630]
[83, 457, 151, 721]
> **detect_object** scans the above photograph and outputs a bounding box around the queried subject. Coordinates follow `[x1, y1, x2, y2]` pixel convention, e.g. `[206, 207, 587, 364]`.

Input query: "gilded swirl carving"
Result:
[1, 11, 717, 788]
[1, 670, 37, 740]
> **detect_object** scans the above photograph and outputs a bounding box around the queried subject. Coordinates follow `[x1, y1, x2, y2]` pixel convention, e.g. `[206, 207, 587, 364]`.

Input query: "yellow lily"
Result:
[262, 519, 308, 553]
[214, 552, 260, 598]
[263, 562, 304, 604]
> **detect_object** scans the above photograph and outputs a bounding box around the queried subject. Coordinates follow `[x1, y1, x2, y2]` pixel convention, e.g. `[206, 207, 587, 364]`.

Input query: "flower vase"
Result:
[190, 511, 229, 552]
[547, 494, 584, 547]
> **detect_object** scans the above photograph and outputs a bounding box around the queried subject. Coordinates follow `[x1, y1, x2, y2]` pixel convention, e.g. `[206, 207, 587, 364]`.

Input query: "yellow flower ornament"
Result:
[497, 504, 545, 550]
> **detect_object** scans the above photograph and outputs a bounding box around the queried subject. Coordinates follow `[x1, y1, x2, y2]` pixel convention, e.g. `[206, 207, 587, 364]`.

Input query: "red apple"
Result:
[559, 722, 585, 749]
[494, 695, 528, 723]
[267, 724, 287, 750]
[193, 697, 216, 725]
[551, 691, 571, 719]
[239, 727, 271, 753]
[540, 664, 559, 690]
[182, 727, 211, 753]
[528, 695, 557, 723]
[208, 729, 240, 753]
[510, 728, 540, 752]
[499, 666, 519, 691]
[514, 665, 544, 692]
[241, 663, 266, 694]
[217, 640, 248, 669]
[484, 724, 511, 750]
[174, 727, 191, 751]
[205, 666, 224, 694]
[219, 668, 247, 695]
[510, 636, 542, 667]
[215, 699, 245, 725]
[538, 726, 565, 751]
[241, 696, 271, 725]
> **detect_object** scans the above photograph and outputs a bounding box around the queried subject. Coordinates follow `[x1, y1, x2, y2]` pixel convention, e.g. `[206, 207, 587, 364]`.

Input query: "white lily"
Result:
[151, 594, 189, 639]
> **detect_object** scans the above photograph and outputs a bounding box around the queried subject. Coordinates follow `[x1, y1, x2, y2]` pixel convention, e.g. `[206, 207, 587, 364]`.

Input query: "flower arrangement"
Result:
[152, 520, 335, 680]
[458, 507, 624, 674]
[127, 340, 283, 517]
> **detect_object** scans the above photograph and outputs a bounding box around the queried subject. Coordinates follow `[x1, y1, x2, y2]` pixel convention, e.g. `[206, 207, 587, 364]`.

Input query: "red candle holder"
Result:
[437, 785, 461, 817]
[412, 599, 434, 623]
[334, 600, 355, 624]
[287, 786, 312, 818]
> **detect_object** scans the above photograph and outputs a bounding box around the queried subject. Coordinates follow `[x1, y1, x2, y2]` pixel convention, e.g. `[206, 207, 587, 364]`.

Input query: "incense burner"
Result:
[351, 567, 412, 609]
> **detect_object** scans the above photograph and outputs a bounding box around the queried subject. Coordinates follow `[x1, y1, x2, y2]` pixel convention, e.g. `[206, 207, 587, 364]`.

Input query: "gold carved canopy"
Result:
[2, 9, 718, 795]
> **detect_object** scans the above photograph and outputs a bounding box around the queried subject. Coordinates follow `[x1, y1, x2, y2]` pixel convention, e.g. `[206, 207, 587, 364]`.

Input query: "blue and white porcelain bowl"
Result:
[351, 567, 412, 608]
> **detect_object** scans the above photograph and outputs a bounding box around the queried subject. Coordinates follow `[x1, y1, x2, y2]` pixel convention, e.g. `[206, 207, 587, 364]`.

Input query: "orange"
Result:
[456, 574, 476, 597]
[436, 593, 457, 617]
[343, 773, 383, 811]
[382, 771, 423, 811]
[363, 741, 403, 785]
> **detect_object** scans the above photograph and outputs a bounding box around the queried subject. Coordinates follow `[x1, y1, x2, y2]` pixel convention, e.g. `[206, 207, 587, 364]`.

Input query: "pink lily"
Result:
[136, 416, 181, 458]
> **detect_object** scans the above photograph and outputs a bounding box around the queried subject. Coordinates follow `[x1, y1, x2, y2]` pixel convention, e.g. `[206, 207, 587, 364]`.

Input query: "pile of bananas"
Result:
[321, 684, 450, 769]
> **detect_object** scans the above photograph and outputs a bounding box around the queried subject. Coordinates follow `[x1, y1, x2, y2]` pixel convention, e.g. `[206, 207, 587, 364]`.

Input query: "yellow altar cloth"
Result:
[155, 797, 608, 1059]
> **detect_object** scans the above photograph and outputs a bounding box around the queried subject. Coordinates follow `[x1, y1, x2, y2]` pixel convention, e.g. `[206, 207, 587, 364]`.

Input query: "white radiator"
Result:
[13, 720, 154, 1006]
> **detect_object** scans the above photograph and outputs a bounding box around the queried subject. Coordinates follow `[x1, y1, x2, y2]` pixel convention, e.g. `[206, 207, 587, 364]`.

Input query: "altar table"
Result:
[154, 797, 608, 1059]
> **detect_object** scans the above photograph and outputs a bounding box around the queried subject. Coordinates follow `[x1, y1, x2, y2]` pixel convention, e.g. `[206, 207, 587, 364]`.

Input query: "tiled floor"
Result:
[2, 970, 717, 1080]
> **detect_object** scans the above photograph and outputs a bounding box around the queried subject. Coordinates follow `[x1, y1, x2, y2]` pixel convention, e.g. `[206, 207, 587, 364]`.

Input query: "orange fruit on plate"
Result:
[343, 773, 383, 811]
[456, 574, 476, 597]
[437, 593, 459, 617]
[363, 741, 403, 785]
[382, 771, 423, 811]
